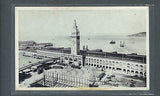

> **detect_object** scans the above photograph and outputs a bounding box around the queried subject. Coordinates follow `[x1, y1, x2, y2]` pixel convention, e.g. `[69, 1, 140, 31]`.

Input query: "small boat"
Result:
[120, 41, 125, 47]
[110, 40, 116, 44]
[29, 61, 32, 63]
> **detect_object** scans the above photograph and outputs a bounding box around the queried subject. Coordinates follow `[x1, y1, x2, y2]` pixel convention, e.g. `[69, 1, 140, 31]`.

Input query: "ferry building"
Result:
[26, 20, 146, 78]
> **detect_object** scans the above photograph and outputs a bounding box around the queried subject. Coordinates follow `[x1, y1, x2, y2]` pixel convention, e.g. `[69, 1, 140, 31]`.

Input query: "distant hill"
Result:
[128, 32, 146, 37]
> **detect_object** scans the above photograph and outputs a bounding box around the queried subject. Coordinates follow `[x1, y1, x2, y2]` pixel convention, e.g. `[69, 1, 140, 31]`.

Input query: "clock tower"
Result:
[71, 20, 80, 55]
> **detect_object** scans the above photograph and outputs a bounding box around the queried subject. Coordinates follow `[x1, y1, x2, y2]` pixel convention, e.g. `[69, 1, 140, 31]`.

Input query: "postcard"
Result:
[15, 6, 149, 90]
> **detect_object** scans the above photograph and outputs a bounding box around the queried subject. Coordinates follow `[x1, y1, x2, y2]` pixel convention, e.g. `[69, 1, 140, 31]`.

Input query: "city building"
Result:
[22, 20, 146, 78]
[19, 41, 36, 50]
[19, 41, 53, 50]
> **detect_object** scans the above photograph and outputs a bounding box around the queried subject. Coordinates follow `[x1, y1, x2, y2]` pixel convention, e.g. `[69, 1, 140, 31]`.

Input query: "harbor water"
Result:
[33, 35, 146, 55]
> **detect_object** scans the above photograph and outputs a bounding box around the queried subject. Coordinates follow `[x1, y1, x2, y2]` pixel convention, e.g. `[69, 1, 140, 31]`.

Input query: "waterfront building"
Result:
[21, 20, 146, 78]
[19, 41, 53, 50]
[35, 49, 83, 67]
[19, 41, 36, 50]
[85, 56, 146, 77]
[35, 43, 53, 49]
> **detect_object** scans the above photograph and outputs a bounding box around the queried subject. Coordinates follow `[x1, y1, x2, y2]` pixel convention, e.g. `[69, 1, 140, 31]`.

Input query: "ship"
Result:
[120, 41, 125, 47]
[110, 40, 116, 44]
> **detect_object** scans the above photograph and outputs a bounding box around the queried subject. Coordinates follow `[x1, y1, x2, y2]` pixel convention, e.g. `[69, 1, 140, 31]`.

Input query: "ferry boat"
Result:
[110, 40, 116, 44]
[120, 41, 125, 47]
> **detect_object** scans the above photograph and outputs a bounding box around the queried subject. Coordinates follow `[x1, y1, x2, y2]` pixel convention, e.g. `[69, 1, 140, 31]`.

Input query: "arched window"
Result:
[140, 65, 143, 68]
[140, 72, 143, 75]
[74, 58, 77, 61]
[79, 61, 81, 66]
[65, 57, 68, 60]
[144, 72, 146, 77]
[69, 57, 72, 61]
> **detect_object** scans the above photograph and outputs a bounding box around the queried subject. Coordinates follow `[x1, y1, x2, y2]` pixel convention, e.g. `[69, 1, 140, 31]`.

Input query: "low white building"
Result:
[36, 50, 82, 67]
[85, 56, 146, 77]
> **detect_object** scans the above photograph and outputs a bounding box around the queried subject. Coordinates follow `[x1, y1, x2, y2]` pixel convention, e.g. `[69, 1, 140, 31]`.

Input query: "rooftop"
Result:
[38, 47, 146, 64]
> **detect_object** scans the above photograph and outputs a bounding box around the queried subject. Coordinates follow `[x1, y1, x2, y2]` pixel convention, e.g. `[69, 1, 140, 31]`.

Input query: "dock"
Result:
[19, 57, 60, 72]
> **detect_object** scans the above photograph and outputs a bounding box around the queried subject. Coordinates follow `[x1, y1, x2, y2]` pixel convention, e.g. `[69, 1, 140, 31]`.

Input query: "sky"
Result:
[17, 7, 149, 41]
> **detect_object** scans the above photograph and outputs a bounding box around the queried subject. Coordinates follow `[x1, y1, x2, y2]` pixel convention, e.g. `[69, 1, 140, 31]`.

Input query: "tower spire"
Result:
[71, 20, 80, 55]
[74, 19, 76, 24]
[74, 19, 78, 29]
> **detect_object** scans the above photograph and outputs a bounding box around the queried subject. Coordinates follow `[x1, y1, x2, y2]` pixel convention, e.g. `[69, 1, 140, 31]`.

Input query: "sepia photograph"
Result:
[15, 6, 149, 90]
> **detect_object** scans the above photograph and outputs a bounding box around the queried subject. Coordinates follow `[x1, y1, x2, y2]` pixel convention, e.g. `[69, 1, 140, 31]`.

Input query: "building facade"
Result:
[21, 20, 146, 78]
[35, 50, 82, 67]
[19, 41, 36, 50]
[85, 56, 146, 77]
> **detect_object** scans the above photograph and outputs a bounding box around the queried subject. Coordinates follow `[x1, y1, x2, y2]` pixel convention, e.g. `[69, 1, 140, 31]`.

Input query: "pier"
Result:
[19, 57, 60, 72]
